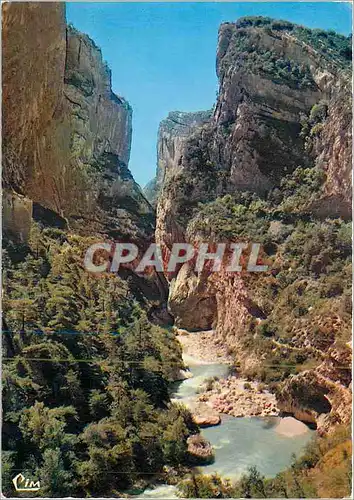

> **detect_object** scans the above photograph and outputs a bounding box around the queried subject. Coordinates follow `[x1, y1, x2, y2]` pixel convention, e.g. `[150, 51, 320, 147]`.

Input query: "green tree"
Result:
[1, 451, 16, 497]
[19, 402, 77, 451]
[178, 473, 235, 498]
[235, 466, 267, 498]
[161, 416, 189, 465]
[38, 448, 75, 497]
[78, 419, 134, 494]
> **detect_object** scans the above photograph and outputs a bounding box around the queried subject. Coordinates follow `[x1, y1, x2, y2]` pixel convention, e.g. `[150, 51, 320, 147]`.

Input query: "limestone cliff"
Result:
[144, 110, 211, 206]
[2, 3, 166, 317]
[3, 3, 153, 243]
[156, 19, 351, 244]
[277, 344, 352, 433]
[306, 78, 352, 219]
[2, 2, 66, 197]
[63, 26, 154, 241]
[156, 17, 352, 429]
[2, 2, 66, 240]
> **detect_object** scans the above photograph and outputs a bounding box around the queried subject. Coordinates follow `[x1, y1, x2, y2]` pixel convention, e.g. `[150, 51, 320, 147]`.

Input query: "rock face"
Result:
[215, 21, 351, 216]
[307, 78, 352, 219]
[156, 17, 351, 325]
[169, 264, 216, 330]
[2, 3, 167, 316]
[156, 20, 325, 249]
[145, 111, 211, 206]
[63, 26, 154, 240]
[155, 20, 322, 318]
[192, 404, 221, 427]
[187, 434, 214, 463]
[215, 22, 321, 193]
[3, 3, 154, 242]
[156, 19, 351, 251]
[155, 17, 352, 431]
[2, 192, 33, 243]
[2, 2, 66, 199]
[277, 344, 352, 433]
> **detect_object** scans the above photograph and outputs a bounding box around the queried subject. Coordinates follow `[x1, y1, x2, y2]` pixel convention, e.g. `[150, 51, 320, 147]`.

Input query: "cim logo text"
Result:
[12, 473, 41, 492]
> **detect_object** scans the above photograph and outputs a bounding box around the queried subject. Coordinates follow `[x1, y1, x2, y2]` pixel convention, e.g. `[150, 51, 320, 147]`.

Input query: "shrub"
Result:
[310, 102, 328, 122]
[310, 122, 324, 137]
[257, 383, 266, 393]
[177, 473, 235, 498]
[257, 321, 276, 337]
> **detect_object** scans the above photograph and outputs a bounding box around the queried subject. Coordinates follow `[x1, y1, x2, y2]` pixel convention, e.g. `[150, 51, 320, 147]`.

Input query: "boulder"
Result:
[187, 434, 214, 463]
[192, 403, 221, 427]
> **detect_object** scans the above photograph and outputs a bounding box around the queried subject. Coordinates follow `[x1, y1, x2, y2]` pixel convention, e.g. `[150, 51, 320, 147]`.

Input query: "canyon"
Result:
[2, 3, 352, 498]
[3, 3, 150, 240]
[3, 2, 168, 323]
[147, 17, 352, 437]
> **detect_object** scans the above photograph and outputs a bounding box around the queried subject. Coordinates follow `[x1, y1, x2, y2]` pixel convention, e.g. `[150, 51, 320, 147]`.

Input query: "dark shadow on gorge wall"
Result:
[2, 2, 169, 317]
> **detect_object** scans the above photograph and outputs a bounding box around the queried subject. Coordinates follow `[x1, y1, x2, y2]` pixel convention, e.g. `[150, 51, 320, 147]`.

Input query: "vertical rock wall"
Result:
[2, 2, 153, 241]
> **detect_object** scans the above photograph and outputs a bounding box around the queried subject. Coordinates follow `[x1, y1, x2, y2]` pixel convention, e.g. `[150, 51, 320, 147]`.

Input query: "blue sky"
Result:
[67, 2, 352, 187]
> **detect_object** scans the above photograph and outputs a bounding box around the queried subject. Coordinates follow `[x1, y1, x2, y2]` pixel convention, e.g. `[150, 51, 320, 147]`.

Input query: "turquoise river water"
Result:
[139, 360, 314, 498]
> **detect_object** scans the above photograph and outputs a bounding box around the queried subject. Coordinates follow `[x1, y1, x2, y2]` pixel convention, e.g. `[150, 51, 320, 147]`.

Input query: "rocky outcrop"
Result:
[277, 344, 352, 433]
[169, 264, 216, 330]
[2, 3, 66, 197]
[157, 111, 212, 186]
[156, 18, 351, 328]
[187, 434, 214, 463]
[145, 111, 211, 206]
[2, 2, 167, 317]
[156, 20, 325, 248]
[63, 26, 154, 240]
[307, 79, 352, 219]
[214, 23, 323, 193]
[192, 404, 221, 427]
[155, 20, 321, 325]
[155, 17, 352, 434]
[3, 3, 154, 242]
[3, 191, 33, 243]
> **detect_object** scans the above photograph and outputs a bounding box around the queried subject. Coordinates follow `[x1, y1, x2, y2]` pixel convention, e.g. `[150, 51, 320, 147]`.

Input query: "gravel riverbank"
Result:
[176, 329, 280, 420]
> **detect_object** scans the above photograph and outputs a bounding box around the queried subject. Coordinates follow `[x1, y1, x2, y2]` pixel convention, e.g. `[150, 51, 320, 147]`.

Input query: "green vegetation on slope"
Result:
[2, 225, 199, 497]
[218, 16, 351, 98]
[235, 16, 352, 68]
[187, 164, 351, 383]
[177, 114, 351, 497]
[224, 28, 317, 89]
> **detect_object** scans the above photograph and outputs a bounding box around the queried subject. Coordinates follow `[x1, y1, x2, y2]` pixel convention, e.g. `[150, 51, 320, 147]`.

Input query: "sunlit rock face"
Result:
[2, 2, 67, 200]
[306, 78, 352, 219]
[2, 3, 165, 312]
[155, 17, 352, 430]
[144, 111, 212, 206]
[3, 3, 154, 241]
[156, 19, 351, 250]
[277, 344, 352, 433]
[63, 26, 155, 240]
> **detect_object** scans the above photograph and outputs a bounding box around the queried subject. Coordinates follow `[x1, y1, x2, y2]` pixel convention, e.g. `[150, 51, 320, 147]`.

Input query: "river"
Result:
[140, 356, 314, 498]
